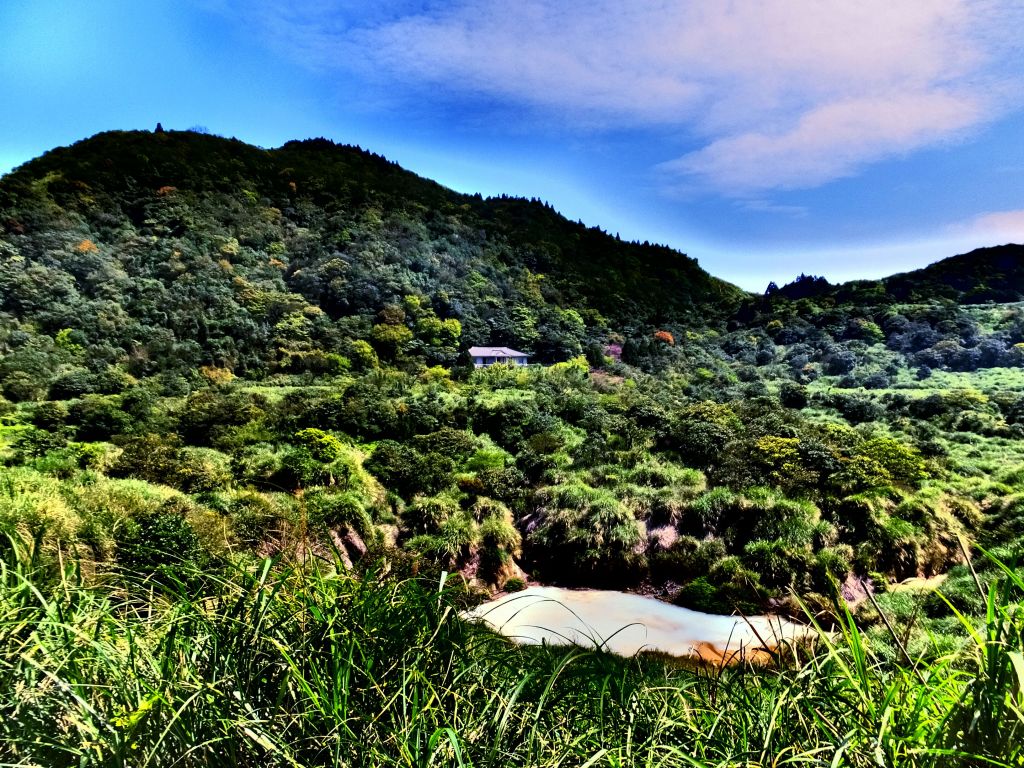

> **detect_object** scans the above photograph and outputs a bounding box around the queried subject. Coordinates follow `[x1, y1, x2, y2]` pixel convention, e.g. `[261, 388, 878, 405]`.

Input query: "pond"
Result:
[464, 586, 813, 661]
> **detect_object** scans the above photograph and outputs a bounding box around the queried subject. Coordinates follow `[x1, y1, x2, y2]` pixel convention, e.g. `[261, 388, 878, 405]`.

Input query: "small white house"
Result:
[469, 346, 530, 367]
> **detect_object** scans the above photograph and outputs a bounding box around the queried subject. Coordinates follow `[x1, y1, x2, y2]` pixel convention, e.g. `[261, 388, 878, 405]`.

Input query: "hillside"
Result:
[881, 244, 1024, 302]
[0, 129, 741, 390]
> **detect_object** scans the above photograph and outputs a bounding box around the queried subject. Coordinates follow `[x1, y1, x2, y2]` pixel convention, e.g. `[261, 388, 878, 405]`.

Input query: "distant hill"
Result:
[0, 130, 741, 380]
[880, 244, 1024, 303]
[767, 244, 1024, 305]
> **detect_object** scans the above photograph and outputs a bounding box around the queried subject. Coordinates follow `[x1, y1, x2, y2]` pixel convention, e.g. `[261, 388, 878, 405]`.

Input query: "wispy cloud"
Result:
[956, 209, 1024, 242]
[738, 200, 809, 218]
[666, 92, 982, 192]
[218, 0, 1024, 193]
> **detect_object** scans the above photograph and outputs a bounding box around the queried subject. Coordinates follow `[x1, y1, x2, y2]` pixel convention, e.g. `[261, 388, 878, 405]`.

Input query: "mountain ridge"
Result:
[767, 243, 1024, 305]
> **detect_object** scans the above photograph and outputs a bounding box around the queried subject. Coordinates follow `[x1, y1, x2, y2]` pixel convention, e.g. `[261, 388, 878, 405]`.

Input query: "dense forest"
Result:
[1, 129, 1023, 766]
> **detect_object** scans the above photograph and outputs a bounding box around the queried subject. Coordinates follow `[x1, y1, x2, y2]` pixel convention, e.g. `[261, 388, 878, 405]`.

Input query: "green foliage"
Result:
[109, 433, 183, 486]
[403, 492, 461, 536]
[304, 488, 373, 537]
[861, 436, 929, 487]
[348, 339, 379, 371]
[293, 427, 344, 463]
[365, 440, 454, 498]
[2, 127, 1024, 628]
[174, 447, 233, 493]
[502, 576, 526, 592]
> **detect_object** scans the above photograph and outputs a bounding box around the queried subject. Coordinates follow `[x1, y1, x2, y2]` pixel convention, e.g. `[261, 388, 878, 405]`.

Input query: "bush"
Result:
[528, 482, 645, 585]
[230, 443, 282, 488]
[294, 428, 345, 463]
[109, 433, 182, 485]
[230, 491, 289, 548]
[305, 489, 373, 537]
[503, 577, 526, 592]
[279, 444, 358, 490]
[30, 401, 69, 431]
[48, 369, 97, 400]
[862, 371, 891, 390]
[115, 500, 204, 583]
[69, 396, 133, 441]
[174, 447, 233, 493]
[403, 493, 461, 536]
[365, 441, 454, 498]
[779, 382, 808, 409]
[672, 576, 724, 613]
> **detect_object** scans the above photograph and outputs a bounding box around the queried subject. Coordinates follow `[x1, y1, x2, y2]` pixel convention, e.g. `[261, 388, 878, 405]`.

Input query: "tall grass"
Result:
[0, 529, 1021, 767]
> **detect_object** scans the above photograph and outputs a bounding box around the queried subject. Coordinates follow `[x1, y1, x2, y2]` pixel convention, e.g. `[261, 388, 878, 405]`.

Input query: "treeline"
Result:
[736, 283, 1024, 380]
[762, 244, 1024, 304]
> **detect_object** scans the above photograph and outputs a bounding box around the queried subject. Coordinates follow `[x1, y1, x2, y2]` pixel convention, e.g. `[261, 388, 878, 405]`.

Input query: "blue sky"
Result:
[2, 0, 1023, 290]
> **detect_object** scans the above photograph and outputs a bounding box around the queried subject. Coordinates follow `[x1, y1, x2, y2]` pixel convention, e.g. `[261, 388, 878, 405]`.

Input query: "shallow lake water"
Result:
[464, 586, 812, 659]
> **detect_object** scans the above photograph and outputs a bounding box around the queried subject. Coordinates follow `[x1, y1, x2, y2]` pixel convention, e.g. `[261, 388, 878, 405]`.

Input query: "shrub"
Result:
[305, 489, 373, 537]
[742, 539, 808, 590]
[109, 433, 182, 485]
[69, 396, 132, 441]
[174, 447, 233, 493]
[230, 443, 282, 488]
[279, 443, 358, 491]
[528, 482, 645, 584]
[31, 401, 70, 430]
[684, 487, 737, 537]
[403, 493, 461, 536]
[861, 437, 929, 487]
[12, 427, 69, 461]
[414, 427, 477, 460]
[477, 499, 522, 557]
[115, 500, 204, 583]
[365, 441, 454, 498]
[230, 491, 289, 548]
[672, 576, 723, 613]
[779, 382, 808, 409]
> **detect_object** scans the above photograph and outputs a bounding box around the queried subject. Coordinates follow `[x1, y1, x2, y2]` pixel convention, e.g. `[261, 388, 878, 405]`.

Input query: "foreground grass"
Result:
[0, 534, 1021, 767]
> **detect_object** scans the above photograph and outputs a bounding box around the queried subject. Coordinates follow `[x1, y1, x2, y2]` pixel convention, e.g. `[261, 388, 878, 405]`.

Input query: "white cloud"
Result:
[221, 0, 1024, 192]
[957, 209, 1024, 242]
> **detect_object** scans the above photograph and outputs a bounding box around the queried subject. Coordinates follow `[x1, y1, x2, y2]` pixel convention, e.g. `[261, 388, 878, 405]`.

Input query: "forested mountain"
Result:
[0, 129, 740, 394]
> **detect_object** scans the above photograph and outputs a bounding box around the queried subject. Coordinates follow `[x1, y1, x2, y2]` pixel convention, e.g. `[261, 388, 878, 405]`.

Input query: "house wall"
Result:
[473, 356, 530, 367]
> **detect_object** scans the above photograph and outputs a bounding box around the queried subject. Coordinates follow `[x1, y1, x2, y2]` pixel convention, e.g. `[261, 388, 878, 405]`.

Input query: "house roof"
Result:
[468, 346, 529, 358]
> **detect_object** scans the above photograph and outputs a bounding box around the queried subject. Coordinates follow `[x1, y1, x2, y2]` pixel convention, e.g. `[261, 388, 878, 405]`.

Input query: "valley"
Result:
[0, 130, 1022, 766]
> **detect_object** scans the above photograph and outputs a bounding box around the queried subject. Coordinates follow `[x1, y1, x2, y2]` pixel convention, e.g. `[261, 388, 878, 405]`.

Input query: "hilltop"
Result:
[3, 129, 1022, 391]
